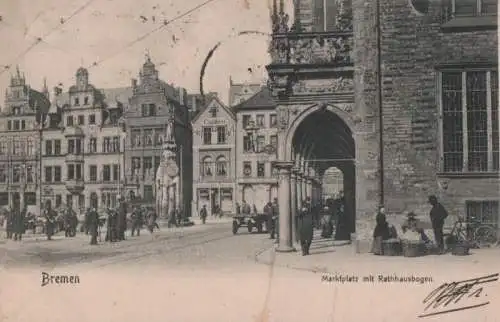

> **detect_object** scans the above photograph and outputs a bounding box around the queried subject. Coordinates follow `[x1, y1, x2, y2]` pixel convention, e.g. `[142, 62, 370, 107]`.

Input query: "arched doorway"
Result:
[288, 106, 356, 239]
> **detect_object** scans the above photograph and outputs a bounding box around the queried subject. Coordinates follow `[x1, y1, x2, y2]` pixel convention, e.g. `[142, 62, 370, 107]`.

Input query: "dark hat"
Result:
[407, 212, 417, 218]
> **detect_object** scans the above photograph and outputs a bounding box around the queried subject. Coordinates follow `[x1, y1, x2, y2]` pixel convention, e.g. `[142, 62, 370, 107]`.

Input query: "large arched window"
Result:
[202, 156, 213, 177]
[215, 155, 227, 176]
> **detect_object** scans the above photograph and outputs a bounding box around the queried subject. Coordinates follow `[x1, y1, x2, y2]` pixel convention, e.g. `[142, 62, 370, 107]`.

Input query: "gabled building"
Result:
[233, 86, 279, 212]
[41, 67, 130, 212]
[228, 77, 262, 107]
[191, 96, 236, 215]
[0, 67, 50, 213]
[124, 54, 193, 216]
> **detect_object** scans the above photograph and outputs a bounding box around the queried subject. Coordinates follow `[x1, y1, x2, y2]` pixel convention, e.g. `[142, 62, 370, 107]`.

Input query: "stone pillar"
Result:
[301, 174, 307, 201]
[306, 176, 313, 201]
[275, 161, 295, 252]
[297, 175, 303, 206]
[290, 167, 298, 244]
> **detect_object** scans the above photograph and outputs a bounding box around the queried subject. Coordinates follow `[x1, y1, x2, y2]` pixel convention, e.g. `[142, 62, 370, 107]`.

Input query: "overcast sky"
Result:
[0, 0, 293, 105]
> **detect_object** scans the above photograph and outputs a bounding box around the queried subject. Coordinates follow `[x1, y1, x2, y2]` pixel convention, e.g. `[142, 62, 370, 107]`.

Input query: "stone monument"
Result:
[155, 120, 180, 218]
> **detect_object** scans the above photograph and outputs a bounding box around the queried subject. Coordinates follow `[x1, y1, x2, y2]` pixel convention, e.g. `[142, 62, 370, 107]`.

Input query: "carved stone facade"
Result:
[267, 0, 499, 246]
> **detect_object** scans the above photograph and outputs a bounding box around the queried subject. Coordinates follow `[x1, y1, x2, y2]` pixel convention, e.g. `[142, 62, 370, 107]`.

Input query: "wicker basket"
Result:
[452, 243, 470, 256]
[402, 241, 425, 257]
[382, 239, 402, 256]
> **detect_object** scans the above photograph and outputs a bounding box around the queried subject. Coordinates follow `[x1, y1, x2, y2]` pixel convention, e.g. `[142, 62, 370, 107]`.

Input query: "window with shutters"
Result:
[440, 69, 499, 173]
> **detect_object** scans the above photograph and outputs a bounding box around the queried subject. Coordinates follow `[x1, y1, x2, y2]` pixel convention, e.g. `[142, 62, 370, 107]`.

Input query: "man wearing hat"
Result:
[428, 195, 448, 253]
[117, 196, 128, 241]
[88, 207, 99, 245]
[297, 203, 314, 255]
[43, 200, 56, 240]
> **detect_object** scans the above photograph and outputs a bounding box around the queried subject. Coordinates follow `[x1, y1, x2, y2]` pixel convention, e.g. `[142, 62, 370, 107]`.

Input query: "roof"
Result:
[228, 82, 261, 106]
[100, 87, 133, 108]
[48, 87, 133, 114]
[232, 86, 276, 111]
[191, 95, 235, 124]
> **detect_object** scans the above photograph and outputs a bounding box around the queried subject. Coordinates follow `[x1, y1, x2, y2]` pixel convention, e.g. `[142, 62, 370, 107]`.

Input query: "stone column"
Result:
[275, 161, 295, 252]
[290, 167, 298, 244]
[301, 174, 307, 201]
[307, 177, 313, 200]
[296, 175, 303, 206]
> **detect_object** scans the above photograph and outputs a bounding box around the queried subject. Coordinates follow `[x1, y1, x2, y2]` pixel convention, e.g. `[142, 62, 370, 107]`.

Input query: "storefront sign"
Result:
[203, 119, 227, 125]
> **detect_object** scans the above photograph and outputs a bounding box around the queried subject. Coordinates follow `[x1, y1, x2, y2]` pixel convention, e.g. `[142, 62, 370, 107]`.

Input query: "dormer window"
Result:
[74, 97, 80, 106]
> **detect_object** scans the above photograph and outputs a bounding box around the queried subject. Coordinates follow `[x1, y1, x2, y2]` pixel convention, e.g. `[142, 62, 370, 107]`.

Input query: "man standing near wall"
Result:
[428, 195, 448, 254]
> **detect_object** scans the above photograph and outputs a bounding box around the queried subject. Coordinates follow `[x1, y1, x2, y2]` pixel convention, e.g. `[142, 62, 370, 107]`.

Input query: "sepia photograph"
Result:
[0, 0, 499, 321]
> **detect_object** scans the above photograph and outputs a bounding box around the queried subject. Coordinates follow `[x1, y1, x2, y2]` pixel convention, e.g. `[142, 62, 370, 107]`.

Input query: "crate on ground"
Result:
[382, 239, 402, 256]
[402, 240, 426, 257]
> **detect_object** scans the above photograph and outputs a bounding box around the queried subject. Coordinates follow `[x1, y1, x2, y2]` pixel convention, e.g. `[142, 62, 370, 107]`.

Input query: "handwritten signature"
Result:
[418, 273, 498, 318]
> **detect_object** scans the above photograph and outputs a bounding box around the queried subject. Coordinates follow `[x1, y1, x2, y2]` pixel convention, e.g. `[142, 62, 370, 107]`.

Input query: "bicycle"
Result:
[446, 216, 498, 249]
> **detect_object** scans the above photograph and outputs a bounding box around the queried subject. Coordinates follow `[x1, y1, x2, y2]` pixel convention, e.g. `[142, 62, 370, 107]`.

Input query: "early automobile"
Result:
[232, 212, 269, 235]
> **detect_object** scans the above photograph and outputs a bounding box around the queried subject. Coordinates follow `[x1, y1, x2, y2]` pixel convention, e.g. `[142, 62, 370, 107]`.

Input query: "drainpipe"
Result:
[376, 0, 385, 207]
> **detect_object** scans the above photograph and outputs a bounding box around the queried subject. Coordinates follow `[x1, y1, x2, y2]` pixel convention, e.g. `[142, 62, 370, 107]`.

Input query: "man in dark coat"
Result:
[84, 208, 91, 234]
[263, 202, 273, 236]
[320, 205, 333, 238]
[43, 200, 57, 240]
[6, 207, 13, 239]
[63, 205, 77, 237]
[117, 197, 128, 241]
[298, 205, 314, 256]
[88, 207, 99, 245]
[105, 208, 118, 242]
[130, 206, 143, 236]
[13, 205, 26, 241]
[271, 198, 279, 241]
[334, 191, 350, 241]
[200, 205, 208, 224]
[428, 195, 448, 254]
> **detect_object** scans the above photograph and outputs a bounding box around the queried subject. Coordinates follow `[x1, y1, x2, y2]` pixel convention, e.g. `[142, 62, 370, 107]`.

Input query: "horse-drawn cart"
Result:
[232, 213, 269, 235]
